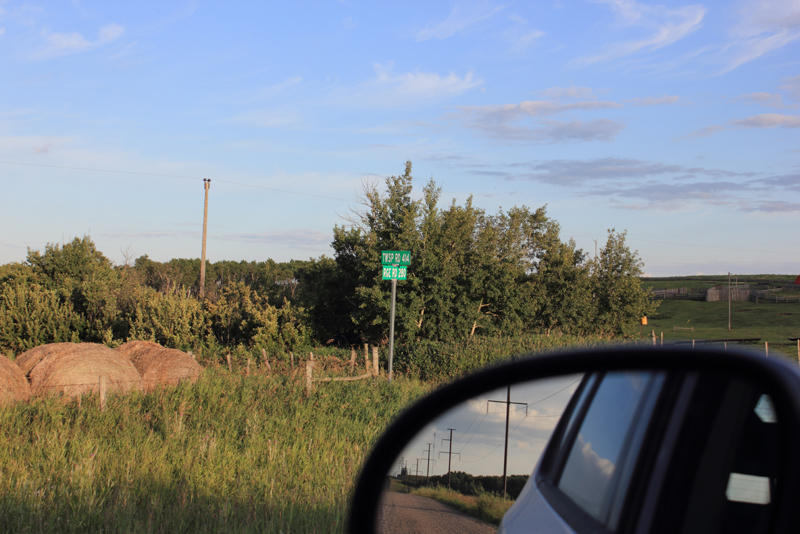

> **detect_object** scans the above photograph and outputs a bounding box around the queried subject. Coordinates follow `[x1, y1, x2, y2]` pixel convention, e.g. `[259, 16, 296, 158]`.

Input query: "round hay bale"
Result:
[15, 342, 88, 377]
[114, 340, 164, 360]
[0, 355, 29, 404]
[129, 345, 203, 391]
[28, 344, 141, 397]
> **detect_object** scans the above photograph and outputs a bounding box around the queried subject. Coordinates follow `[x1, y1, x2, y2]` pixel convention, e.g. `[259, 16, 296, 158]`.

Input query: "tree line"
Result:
[0, 161, 656, 359]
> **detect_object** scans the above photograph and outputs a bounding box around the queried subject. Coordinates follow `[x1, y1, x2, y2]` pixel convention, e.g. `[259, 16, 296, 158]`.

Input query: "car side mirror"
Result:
[349, 347, 800, 534]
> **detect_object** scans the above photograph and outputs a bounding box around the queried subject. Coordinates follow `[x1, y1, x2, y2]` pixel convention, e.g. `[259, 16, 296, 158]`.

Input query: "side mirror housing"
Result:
[350, 347, 800, 534]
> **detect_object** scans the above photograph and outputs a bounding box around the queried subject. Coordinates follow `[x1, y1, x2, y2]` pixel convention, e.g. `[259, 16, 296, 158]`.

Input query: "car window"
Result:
[557, 371, 662, 526]
[545, 373, 598, 474]
[652, 375, 781, 534]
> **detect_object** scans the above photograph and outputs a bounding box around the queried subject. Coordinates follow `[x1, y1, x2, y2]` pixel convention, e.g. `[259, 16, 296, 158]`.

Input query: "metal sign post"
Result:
[388, 277, 396, 382]
[381, 250, 410, 383]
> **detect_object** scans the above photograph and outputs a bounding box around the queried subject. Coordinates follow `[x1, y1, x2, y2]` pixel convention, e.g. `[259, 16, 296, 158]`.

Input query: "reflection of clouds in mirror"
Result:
[558, 433, 616, 518]
[394, 375, 582, 478]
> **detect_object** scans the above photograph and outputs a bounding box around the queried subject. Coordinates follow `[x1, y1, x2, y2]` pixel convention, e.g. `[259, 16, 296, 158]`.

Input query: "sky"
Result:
[395, 375, 581, 477]
[1, 0, 798, 276]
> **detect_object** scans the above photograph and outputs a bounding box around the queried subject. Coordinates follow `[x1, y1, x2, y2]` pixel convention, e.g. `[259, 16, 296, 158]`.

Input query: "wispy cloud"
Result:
[733, 92, 787, 108]
[416, 1, 508, 41]
[623, 95, 680, 106]
[456, 157, 787, 212]
[32, 23, 124, 59]
[445, 94, 624, 142]
[732, 113, 800, 128]
[330, 63, 483, 108]
[780, 75, 800, 101]
[502, 158, 753, 186]
[535, 86, 598, 100]
[738, 201, 800, 212]
[686, 113, 800, 137]
[219, 229, 330, 246]
[569, 0, 705, 68]
[718, 0, 800, 73]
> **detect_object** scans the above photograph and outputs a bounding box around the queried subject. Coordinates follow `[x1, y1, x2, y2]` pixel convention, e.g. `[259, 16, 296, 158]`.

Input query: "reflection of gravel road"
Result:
[377, 492, 497, 534]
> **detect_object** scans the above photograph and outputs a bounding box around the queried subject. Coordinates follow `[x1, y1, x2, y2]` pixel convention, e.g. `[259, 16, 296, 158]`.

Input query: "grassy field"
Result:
[648, 298, 800, 360]
[0, 367, 430, 533]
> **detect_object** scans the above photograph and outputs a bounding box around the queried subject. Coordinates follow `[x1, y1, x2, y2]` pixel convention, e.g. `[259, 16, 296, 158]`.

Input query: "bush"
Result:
[0, 280, 81, 356]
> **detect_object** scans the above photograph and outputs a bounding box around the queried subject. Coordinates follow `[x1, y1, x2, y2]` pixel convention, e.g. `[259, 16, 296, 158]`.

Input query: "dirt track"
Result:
[377, 491, 497, 534]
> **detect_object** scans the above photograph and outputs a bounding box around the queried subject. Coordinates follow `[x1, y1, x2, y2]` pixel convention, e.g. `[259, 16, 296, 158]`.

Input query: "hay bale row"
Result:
[0, 341, 203, 403]
[0, 355, 29, 404]
[115, 340, 202, 391]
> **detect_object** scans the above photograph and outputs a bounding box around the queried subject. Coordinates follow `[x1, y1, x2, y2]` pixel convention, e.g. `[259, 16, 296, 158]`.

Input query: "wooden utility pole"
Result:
[728, 272, 731, 332]
[439, 428, 460, 488]
[199, 179, 211, 299]
[423, 443, 433, 481]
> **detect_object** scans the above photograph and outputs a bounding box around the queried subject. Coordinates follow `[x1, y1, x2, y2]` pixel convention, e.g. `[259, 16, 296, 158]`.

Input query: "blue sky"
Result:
[1, 0, 798, 276]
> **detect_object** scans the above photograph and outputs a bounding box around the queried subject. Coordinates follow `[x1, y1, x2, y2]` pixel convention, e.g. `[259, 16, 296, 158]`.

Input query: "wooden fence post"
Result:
[350, 349, 356, 374]
[372, 346, 379, 377]
[226, 353, 232, 373]
[291, 352, 294, 369]
[305, 359, 313, 396]
[246, 358, 251, 376]
[765, 342, 769, 357]
[660, 332, 663, 347]
[364, 343, 369, 372]
[262, 349, 272, 371]
[651, 330, 656, 346]
[99, 375, 107, 412]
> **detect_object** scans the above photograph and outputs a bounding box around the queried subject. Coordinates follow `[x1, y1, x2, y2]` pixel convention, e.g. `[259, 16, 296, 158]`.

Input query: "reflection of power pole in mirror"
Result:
[199, 179, 210, 299]
[423, 443, 435, 482]
[489, 386, 528, 497]
[439, 428, 460, 488]
[414, 459, 422, 477]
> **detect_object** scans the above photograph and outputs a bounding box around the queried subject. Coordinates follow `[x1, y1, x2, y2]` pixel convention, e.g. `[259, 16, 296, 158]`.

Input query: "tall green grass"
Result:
[0, 368, 429, 533]
[395, 333, 615, 380]
[410, 485, 514, 525]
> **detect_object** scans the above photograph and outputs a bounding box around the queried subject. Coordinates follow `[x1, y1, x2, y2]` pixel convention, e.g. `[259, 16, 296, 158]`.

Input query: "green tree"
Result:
[26, 236, 121, 342]
[590, 229, 658, 337]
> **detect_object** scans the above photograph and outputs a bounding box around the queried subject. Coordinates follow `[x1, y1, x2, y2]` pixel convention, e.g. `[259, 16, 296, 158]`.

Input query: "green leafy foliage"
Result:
[590, 230, 659, 337]
[0, 280, 81, 355]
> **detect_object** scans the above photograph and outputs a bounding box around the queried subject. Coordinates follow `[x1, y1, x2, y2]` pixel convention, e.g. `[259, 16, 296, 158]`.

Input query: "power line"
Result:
[0, 160, 354, 203]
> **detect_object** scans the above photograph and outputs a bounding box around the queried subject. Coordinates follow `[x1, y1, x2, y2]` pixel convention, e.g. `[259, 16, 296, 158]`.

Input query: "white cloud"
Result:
[569, 0, 705, 68]
[446, 92, 625, 142]
[733, 92, 786, 107]
[719, 0, 800, 72]
[624, 95, 680, 106]
[780, 75, 800, 101]
[536, 86, 598, 100]
[0, 28, 5, 37]
[732, 113, 800, 128]
[416, 1, 508, 41]
[686, 113, 800, 137]
[218, 229, 330, 246]
[32, 23, 124, 59]
[454, 99, 621, 122]
[330, 63, 483, 108]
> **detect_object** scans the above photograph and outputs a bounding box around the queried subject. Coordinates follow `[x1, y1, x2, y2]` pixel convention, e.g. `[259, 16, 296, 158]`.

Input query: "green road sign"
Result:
[381, 250, 411, 266]
[382, 265, 407, 280]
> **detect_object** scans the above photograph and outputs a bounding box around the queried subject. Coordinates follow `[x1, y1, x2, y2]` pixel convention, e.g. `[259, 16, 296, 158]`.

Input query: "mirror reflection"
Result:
[379, 375, 581, 532]
[377, 370, 782, 534]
